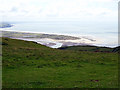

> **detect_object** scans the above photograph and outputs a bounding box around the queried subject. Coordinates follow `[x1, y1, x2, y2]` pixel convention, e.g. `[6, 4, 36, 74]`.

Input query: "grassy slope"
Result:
[2, 37, 118, 88]
[58, 45, 115, 52]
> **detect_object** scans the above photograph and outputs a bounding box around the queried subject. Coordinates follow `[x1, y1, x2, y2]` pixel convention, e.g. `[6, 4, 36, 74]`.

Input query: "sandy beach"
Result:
[1, 30, 102, 48]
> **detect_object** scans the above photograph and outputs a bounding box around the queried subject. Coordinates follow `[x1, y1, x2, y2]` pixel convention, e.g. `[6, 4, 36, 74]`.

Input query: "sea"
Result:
[0, 21, 118, 48]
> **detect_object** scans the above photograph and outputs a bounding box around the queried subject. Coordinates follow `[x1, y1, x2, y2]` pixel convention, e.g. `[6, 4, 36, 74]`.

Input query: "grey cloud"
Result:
[10, 7, 18, 12]
[0, 10, 5, 13]
[39, 9, 43, 13]
[47, 13, 59, 17]
[21, 10, 29, 13]
[100, 12, 107, 15]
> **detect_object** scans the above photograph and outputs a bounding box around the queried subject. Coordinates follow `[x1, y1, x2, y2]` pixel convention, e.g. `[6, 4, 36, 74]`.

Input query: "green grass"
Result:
[2, 37, 118, 88]
[58, 45, 115, 52]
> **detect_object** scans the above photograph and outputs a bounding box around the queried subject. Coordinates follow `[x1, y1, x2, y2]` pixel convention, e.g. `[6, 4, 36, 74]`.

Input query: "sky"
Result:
[0, 0, 119, 22]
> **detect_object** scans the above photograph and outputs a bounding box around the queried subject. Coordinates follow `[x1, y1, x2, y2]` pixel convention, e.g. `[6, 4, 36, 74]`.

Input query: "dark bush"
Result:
[2, 42, 8, 45]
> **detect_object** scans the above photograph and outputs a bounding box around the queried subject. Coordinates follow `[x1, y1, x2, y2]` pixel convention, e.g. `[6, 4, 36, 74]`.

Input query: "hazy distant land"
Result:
[1, 30, 97, 48]
[0, 23, 13, 28]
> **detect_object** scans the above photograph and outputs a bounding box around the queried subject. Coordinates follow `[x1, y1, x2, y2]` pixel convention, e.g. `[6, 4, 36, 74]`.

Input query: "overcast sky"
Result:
[0, 0, 119, 22]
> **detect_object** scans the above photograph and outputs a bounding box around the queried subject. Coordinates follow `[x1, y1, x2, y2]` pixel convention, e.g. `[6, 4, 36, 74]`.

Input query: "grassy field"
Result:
[1, 37, 118, 88]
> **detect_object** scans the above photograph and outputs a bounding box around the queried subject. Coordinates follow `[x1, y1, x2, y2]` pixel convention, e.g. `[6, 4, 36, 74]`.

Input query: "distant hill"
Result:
[112, 46, 120, 53]
[58, 45, 119, 53]
[1, 37, 118, 88]
[0, 23, 13, 28]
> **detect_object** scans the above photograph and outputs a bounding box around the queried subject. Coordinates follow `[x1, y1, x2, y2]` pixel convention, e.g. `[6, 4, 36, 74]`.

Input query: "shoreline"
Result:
[1, 29, 118, 48]
[0, 28, 98, 39]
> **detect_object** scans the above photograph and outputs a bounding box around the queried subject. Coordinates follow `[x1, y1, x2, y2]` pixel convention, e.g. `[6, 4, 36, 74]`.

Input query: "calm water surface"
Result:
[1, 21, 118, 47]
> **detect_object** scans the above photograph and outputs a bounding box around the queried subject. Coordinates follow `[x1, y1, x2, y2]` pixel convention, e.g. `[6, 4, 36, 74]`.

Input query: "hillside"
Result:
[2, 37, 118, 88]
[58, 45, 118, 52]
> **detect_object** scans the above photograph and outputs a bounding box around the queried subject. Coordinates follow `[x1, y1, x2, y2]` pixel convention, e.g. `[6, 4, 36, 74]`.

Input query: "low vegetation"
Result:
[58, 45, 119, 52]
[1, 37, 118, 88]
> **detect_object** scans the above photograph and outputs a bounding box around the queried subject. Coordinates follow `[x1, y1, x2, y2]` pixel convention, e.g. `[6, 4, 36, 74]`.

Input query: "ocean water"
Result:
[1, 21, 118, 47]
